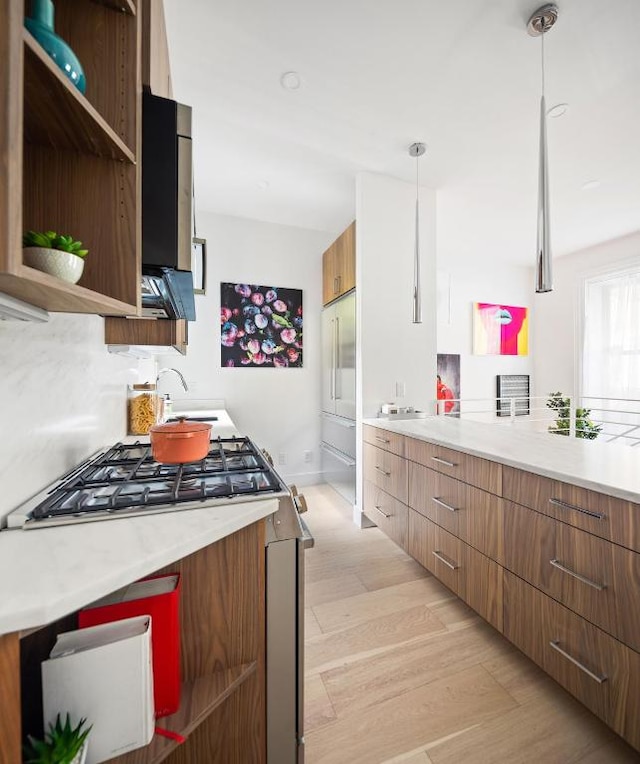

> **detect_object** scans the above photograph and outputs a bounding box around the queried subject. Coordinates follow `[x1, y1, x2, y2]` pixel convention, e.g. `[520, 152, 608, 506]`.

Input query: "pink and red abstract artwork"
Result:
[473, 302, 529, 356]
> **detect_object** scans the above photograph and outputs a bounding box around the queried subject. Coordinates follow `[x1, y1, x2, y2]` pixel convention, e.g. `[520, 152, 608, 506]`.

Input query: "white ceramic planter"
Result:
[23, 247, 85, 284]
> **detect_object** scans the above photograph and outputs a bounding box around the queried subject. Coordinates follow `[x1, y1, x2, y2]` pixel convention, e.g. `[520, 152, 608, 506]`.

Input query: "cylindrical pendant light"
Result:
[409, 142, 426, 323]
[528, 4, 558, 294]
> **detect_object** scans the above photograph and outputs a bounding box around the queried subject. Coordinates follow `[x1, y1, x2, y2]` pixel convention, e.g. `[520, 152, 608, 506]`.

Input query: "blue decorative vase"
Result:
[25, 0, 86, 94]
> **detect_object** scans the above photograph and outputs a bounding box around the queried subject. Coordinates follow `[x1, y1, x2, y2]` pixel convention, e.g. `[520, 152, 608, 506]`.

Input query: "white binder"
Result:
[42, 615, 155, 764]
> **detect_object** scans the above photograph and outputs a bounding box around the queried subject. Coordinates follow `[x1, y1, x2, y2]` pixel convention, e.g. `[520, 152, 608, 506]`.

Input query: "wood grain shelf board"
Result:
[23, 30, 135, 163]
[0, 266, 137, 315]
[106, 663, 257, 764]
[92, 0, 137, 15]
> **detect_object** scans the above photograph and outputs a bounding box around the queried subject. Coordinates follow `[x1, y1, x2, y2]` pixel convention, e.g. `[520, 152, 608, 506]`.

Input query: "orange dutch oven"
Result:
[150, 417, 212, 464]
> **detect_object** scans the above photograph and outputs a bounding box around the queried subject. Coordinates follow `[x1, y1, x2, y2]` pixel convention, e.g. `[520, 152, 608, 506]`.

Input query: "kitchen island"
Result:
[362, 416, 640, 752]
[0, 497, 278, 763]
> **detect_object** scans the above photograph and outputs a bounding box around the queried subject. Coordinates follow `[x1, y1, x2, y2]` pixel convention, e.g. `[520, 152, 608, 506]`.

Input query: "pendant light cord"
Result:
[541, 29, 546, 97]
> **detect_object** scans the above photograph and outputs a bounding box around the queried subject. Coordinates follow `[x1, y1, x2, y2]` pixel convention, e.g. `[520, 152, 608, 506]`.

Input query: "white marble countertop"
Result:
[0, 497, 277, 636]
[364, 416, 640, 504]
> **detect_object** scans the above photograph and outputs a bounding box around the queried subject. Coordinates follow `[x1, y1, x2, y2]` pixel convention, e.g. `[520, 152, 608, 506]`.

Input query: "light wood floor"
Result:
[302, 484, 640, 764]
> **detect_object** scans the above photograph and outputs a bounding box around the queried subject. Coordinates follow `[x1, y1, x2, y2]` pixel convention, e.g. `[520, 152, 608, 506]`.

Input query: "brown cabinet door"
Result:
[503, 466, 640, 553]
[336, 221, 356, 295]
[322, 244, 337, 306]
[363, 425, 405, 457]
[504, 500, 640, 651]
[431, 524, 463, 596]
[460, 545, 504, 633]
[504, 571, 640, 751]
[363, 481, 408, 550]
[409, 463, 503, 562]
[406, 437, 502, 495]
[363, 442, 408, 504]
[408, 509, 436, 574]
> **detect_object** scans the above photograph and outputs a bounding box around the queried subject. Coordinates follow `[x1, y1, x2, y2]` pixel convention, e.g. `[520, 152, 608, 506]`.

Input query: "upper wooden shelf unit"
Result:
[0, 0, 141, 315]
[23, 30, 135, 163]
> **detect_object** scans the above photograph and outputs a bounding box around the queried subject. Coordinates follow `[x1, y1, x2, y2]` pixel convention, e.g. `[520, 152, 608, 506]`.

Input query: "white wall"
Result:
[0, 315, 134, 525]
[437, 263, 534, 414]
[159, 213, 334, 485]
[355, 172, 437, 512]
[533, 230, 640, 401]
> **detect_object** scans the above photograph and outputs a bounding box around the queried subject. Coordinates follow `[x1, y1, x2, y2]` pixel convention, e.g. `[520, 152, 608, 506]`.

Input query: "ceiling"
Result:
[164, 0, 640, 266]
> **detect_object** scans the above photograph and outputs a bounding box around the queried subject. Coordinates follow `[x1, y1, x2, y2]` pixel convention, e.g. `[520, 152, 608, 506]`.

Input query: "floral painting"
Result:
[473, 302, 529, 356]
[220, 283, 303, 368]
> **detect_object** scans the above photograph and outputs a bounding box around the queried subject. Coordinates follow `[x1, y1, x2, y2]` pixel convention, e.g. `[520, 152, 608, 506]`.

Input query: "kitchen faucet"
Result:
[156, 367, 189, 392]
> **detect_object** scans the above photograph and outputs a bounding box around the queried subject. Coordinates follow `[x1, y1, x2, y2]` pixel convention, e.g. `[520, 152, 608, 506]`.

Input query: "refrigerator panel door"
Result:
[321, 442, 356, 505]
[321, 412, 356, 459]
[335, 292, 356, 420]
[321, 307, 336, 415]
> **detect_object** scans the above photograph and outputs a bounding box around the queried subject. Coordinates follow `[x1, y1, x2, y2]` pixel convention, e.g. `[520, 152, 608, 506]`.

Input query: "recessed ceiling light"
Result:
[257, 180, 270, 190]
[547, 102, 569, 118]
[280, 71, 302, 90]
[581, 179, 601, 191]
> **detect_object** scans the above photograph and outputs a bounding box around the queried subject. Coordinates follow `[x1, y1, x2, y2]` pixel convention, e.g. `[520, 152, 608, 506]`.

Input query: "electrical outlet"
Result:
[278, 452, 287, 466]
[304, 450, 313, 463]
[395, 381, 406, 398]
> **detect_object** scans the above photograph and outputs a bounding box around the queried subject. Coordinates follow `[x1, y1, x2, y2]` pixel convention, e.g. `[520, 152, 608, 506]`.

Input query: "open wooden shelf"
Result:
[0, 264, 137, 315]
[23, 30, 135, 163]
[107, 663, 257, 764]
[92, 0, 137, 15]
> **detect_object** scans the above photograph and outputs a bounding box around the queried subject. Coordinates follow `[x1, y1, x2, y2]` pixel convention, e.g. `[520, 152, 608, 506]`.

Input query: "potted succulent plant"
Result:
[24, 713, 91, 764]
[23, 230, 89, 284]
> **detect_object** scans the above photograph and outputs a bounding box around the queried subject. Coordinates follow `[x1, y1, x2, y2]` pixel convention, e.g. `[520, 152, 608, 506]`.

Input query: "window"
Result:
[583, 267, 640, 400]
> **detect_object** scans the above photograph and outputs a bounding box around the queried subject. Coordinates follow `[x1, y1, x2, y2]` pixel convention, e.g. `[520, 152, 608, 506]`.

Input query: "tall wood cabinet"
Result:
[1, 0, 141, 315]
[362, 423, 640, 752]
[322, 221, 355, 305]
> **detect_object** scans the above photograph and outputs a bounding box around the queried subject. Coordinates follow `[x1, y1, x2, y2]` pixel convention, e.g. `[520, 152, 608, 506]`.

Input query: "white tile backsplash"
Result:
[0, 313, 137, 525]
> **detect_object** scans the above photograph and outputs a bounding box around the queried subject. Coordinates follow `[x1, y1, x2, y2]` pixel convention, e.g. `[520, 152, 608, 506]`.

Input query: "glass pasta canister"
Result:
[127, 383, 161, 435]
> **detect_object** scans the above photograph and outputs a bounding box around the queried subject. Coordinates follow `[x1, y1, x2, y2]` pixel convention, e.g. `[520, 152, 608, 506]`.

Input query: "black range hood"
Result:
[141, 90, 196, 320]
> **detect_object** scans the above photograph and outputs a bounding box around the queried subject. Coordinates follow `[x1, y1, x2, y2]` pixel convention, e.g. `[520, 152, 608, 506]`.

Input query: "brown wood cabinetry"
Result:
[504, 571, 640, 751]
[363, 424, 406, 457]
[322, 221, 355, 305]
[367, 426, 640, 752]
[0, 523, 267, 764]
[363, 480, 408, 549]
[105, 316, 188, 355]
[363, 442, 408, 505]
[1, 0, 141, 315]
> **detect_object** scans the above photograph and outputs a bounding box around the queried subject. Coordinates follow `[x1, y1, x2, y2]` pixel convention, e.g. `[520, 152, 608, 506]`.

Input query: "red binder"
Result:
[79, 573, 181, 717]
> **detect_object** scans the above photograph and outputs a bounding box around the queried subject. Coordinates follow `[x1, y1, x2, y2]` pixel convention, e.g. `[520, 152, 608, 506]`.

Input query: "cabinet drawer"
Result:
[363, 425, 405, 457]
[504, 571, 640, 751]
[406, 437, 501, 494]
[504, 501, 640, 652]
[408, 509, 436, 574]
[363, 442, 407, 504]
[409, 462, 503, 562]
[460, 544, 503, 633]
[363, 481, 408, 550]
[503, 466, 640, 553]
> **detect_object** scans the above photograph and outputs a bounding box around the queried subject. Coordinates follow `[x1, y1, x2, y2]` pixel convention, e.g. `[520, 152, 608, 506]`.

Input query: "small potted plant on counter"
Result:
[24, 713, 91, 764]
[23, 230, 89, 284]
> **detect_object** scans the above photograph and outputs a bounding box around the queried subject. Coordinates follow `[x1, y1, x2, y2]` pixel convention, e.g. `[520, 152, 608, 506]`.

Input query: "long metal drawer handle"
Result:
[431, 456, 457, 468]
[432, 497, 459, 513]
[549, 497, 606, 521]
[432, 550, 459, 570]
[549, 640, 608, 684]
[549, 559, 606, 591]
[375, 466, 391, 477]
[375, 436, 391, 444]
[373, 505, 392, 519]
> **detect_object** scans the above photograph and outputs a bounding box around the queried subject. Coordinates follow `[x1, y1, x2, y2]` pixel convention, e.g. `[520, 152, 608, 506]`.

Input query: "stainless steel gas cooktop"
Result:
[7, 437, 289, 529]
